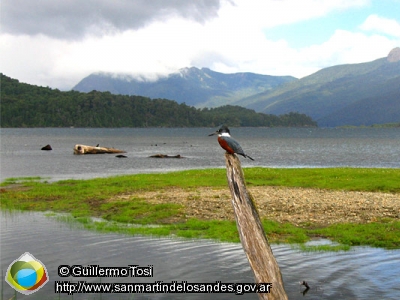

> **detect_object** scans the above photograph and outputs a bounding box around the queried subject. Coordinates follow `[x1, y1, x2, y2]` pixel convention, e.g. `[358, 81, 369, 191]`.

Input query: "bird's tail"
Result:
[246, 154, 254, 161]
[238, 153, 254, 160]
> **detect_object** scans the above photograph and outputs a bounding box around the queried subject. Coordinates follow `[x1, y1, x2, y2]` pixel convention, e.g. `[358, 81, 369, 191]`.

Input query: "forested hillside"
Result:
[1, 74, 316, 128]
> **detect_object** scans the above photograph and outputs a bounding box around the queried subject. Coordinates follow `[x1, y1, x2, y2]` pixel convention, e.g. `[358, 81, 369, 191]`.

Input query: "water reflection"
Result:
[1, 212, 399, 299]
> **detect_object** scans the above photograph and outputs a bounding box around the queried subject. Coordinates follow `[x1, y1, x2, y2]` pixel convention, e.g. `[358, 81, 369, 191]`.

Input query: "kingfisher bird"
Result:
[209, 125, 254, 160]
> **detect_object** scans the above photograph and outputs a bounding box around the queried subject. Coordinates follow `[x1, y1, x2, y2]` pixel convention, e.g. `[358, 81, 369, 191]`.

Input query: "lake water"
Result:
[1, 211, 400, 299]
[1, 128, 400, 299]
[1, 127, 400, 181]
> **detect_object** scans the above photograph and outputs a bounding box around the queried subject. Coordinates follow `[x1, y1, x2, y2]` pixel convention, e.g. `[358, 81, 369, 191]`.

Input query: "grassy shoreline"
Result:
[1, 168, 399, 250]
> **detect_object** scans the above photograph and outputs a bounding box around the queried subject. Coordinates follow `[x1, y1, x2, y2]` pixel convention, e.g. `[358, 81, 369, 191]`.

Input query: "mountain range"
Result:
[73, 48, 400, 127]
[73, 68, 295, 108]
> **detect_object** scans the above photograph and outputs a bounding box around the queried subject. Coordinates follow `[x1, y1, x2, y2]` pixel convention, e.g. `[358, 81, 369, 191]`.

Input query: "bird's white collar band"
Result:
[220, 132, 231, 137]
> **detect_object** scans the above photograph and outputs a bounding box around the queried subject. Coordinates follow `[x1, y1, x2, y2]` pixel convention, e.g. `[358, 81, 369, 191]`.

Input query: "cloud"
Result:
[0, 34, 81, 88]
[0, 0, 223, 40]
[297, 29, 397, 70]
[1, 0, 398, 90]
[360, 14, 400, 37]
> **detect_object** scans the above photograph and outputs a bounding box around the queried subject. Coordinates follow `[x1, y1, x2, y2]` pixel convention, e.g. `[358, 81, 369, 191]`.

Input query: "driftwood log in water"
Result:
[224, 153, 288, 300]
[73, 144, 126, 155]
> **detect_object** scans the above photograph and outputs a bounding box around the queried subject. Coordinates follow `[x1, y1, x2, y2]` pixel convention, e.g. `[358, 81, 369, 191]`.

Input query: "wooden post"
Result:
[225, 153, 288, 300]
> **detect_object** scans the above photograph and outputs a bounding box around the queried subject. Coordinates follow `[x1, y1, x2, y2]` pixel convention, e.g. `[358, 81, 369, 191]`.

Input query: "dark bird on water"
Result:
[209, 125, 254, 160]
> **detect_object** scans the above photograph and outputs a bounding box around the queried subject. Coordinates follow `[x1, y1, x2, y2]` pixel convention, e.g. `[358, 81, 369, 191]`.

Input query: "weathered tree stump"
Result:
[225, 153, 288, 300]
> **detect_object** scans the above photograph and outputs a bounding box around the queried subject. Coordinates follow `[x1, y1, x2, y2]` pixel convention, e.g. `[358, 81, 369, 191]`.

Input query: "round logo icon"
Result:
[5, 252, 49, 295]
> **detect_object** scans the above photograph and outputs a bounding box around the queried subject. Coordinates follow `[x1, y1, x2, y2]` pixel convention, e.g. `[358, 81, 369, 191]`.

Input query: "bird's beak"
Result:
[208, 131, 218, 136]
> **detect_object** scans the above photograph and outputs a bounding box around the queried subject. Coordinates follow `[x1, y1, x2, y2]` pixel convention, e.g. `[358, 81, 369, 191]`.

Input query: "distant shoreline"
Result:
[339, 122, 400, 128]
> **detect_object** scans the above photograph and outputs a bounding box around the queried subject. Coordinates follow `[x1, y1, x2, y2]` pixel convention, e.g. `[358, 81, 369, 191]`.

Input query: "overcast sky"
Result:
[1, 0, 399, 90]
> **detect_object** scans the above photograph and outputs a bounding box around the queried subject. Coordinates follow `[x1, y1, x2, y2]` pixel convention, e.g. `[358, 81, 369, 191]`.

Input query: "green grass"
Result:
[244, 167, 400, 192]
[294, 244, 351, 252]
[47, 214, 399, 251]
[100, 199, 183, 225]
[50, 215, 309, 245]
[1, 168, 400, 250]
[310, 219, 400, 249]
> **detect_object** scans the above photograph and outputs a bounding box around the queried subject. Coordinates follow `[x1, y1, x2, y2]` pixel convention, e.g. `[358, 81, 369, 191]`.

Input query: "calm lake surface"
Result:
[1, 128, 400, 299]
[1, 127, 400, 181]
